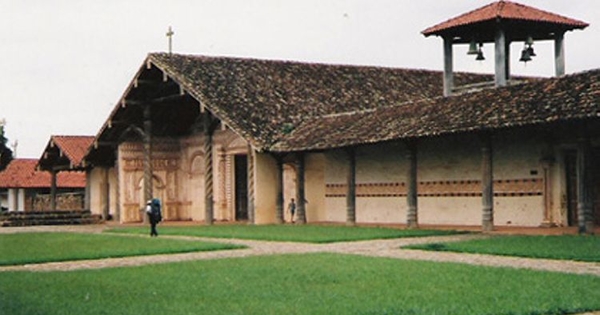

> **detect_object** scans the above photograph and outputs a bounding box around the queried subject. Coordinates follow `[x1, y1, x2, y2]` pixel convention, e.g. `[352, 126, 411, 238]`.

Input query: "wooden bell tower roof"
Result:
[423, 0, 588, 43]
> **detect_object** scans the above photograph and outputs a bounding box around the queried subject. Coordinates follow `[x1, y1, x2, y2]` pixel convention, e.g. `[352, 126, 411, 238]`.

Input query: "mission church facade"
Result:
[83, 1, 599, 233]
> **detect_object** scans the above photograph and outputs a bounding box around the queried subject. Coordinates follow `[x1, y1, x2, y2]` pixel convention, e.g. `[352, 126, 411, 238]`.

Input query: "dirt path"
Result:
[1, 225, 599, 278]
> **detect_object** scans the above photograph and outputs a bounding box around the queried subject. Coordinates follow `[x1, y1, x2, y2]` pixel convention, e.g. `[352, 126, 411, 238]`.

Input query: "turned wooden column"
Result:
[481, 133, 494, 232]
[142, 105, 153, 223]
[406, 141, 418, 229]
[346, 148, 356, 226]
[203, 113, 214, 225]
[247, 145, 255, 225]
[296, 153, 307, 224]
[275, 155, 285, 224]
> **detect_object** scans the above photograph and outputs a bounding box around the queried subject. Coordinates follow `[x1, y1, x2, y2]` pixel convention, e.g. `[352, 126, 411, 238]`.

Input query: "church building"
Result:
[83, 1, 598, 233]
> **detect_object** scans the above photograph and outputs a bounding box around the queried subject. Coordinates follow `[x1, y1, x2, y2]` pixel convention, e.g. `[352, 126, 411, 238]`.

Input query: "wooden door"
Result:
[565, 149, 600, 226]
[234, 155, 248, 221]
[565, 151, 578, 226]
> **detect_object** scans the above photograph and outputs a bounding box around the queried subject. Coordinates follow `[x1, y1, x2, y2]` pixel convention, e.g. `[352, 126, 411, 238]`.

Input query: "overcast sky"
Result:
[1, 0, 598, 158]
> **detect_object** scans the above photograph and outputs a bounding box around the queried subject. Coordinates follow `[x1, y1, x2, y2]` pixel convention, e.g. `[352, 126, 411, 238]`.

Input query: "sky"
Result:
[0, 0, 599, 158]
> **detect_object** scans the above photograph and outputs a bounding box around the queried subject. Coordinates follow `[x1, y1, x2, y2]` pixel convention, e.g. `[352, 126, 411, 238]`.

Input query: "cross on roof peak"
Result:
[166, 26, 174, 54]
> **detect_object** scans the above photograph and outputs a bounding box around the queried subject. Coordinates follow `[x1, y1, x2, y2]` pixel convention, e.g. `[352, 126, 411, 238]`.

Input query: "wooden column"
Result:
[296, 153, 307, 224]
[275, 155, 284, 224]
[346, 148, 356, 226]
[203, 113, 214, 225]
[103, 168, 110, 220]
[504, 40, 511, 81]
[443, 36, 454, 97]
[84, 169, 91, 211]
[247, 145, 255, 225]
[218, 149, 227, 219]
[481, 133, 494, 232]
[142, 105, 153, 224]
[50, 168, 57, 211]
[494, 27, 507, 87]
[576, 129, 595, 234]
[406, 141, 418, 229]
[554, 31, 566, 77]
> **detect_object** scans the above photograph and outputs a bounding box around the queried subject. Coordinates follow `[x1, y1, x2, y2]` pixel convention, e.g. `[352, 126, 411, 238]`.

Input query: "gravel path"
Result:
[1, 225, 599, 278]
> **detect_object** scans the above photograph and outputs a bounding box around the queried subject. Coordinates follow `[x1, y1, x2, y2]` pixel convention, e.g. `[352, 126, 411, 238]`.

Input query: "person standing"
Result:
[145, 198, 162, 237]
[288, 198, 296, 223]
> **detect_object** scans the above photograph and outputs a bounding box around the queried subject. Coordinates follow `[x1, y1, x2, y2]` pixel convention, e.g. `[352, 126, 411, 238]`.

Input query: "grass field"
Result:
[1, 253, 599, 315]
[406, 235, 600, 262]
[107, 224, 462, 243]
[0, 232, 244, 266]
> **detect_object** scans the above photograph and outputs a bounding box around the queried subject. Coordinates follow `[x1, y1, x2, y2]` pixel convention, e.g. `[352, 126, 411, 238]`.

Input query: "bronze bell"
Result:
[526, 45, 536, 57]
[520, 48, 532, 63]
[475, 43, 485, 61]
[476, 49, 485, 61]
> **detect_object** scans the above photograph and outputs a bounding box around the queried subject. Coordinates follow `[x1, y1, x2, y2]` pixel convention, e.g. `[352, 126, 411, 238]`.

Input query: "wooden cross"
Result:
[166, 26, 174, 54]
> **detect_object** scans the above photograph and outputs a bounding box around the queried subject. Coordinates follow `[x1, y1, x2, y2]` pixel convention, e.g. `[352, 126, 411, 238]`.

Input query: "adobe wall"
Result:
[89, 167, 117, 220]
[324, 130, 549, 227]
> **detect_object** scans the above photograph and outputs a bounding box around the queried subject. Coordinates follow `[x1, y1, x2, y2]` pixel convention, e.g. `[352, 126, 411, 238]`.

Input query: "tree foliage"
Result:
[0, 122, 14, 171]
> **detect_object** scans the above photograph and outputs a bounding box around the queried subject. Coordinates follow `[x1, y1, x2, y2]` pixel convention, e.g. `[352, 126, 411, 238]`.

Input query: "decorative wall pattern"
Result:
[326, 178, 543, 198]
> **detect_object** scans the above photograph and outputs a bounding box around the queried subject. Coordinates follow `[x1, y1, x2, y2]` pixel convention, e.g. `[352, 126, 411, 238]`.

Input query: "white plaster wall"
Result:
[496, 196, 544, 226]
[419, 197, 481, 226]
[254, 152, 277, 224]
[87, 166, 118, 221]
[305, 153, 326, 222]
[7, 188, 17, 211]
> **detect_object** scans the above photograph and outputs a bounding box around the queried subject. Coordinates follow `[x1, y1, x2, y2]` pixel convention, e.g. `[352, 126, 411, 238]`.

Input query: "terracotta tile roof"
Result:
[271, 68, 600, 152]
[50, 136, 94, 166]
[423, 0, 588, 37]
[38, 135, 94, 170]
[147, 53, 494, 150]
[0, 159, 86, 189]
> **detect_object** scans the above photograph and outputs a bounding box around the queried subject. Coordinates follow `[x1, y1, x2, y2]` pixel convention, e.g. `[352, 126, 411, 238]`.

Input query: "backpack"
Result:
[150, 199, 162, 222]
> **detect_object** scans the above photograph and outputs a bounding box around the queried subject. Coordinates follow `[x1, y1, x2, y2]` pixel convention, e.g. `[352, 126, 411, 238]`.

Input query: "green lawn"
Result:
[1, 253, 599, 315]
[407, 235, 600, 262]
[0, 232, 243, 266]
[107, 224, 462, 243]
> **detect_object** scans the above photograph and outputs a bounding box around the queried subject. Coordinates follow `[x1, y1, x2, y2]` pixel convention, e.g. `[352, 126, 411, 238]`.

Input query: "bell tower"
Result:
[422, 0, 588, 96]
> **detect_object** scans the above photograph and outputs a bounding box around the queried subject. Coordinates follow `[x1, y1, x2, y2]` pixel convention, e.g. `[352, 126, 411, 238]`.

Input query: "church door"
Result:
[234, 155, 248, 221]
[565, 151, 578, 226]
[565, 149, 600, 226]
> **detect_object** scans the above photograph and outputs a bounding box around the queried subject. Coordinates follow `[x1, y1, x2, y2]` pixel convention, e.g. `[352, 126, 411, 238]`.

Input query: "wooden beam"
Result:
[124, 93, 188, 106]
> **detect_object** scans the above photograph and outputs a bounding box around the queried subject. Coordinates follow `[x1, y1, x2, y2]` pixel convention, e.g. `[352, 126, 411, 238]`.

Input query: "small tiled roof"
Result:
[271, 68, 600, 152]
[50, 136, 94, 166]
[423, 0, 588, 37]
[38, 135, 94, 171]
[147, 53, 494, 150]
[0, 159, 86, 189]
